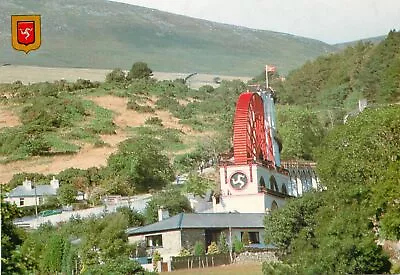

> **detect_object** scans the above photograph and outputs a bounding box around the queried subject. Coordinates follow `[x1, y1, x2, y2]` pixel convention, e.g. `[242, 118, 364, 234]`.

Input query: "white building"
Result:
[6, 177, 85, 207]
[6, 177, 60, 207]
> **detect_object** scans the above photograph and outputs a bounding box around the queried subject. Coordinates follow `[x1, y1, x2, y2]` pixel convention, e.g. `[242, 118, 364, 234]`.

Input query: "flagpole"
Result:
[265, 65, 269, 89]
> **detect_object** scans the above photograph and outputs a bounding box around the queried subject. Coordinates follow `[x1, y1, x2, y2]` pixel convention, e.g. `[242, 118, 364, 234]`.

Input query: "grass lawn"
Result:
[170, 263, 263, 275]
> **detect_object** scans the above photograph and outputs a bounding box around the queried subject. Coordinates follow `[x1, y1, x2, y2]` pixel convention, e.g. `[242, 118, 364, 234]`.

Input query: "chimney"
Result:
[23, 178, 32, 189]
[50, 176, 59, 189]
[158, 207, 169, 222]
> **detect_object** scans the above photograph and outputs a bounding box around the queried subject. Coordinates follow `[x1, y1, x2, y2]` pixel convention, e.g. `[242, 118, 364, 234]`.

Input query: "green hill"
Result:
[333, 35, 387, 49]
[273, 30, 400, 108]
[0, 0, 334, 75]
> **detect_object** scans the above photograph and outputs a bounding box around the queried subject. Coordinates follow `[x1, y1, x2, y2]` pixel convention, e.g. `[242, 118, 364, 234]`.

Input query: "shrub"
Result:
[127, 62, 153, 80]
[194, 241, 205, 256]
[218, 232, 229, 254]
[179, 248, 193, 256]
[105, 68, 126, 83]
[127, 100, 155, 113]
[198, 85, 214, 93]
[155, 97, 180, 111]
[232, 236, 244, 254]
[144, 117, 163, 127]
[152, 250, 162, 271]
[207, 242, 219, 255]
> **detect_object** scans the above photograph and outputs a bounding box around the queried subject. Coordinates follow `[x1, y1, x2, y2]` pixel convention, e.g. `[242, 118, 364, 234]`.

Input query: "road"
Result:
[14, 194, 152, 229]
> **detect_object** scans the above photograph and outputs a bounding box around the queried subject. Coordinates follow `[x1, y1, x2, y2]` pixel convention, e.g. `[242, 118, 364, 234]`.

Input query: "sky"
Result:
[111, 0, 400, 44]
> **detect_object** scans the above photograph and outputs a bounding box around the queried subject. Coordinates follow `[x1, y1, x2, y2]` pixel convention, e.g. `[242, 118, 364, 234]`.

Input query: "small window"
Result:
[282, 184, 288, 195]
[241, 231, 260, 244]
[145, 234, 163, 248]
[269, 176, 279, 192]
[259, 177, 266, 189]
[215, 196, 220, 204]
[19, 198, 24, 206]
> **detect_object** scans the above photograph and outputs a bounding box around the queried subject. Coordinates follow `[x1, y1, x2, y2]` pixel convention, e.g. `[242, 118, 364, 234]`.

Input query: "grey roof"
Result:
[8, 185, 57, 198]
[127, 213, 265, 235]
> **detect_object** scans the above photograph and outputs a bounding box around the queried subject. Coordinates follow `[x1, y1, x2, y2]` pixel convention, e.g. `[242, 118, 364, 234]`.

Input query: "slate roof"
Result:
[126, 213, 265, 235]
[8, 185, 57, 198]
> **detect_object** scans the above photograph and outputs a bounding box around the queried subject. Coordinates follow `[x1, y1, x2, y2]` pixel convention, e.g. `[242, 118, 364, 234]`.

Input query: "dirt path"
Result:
[0, 105, 20, 128]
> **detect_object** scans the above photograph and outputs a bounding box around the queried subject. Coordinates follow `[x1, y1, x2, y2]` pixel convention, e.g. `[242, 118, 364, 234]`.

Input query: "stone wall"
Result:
[234, 251, 278, 263]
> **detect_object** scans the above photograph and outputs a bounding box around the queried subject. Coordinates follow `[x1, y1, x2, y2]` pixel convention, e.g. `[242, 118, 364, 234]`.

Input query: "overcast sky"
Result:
[111, 0, 400, 44]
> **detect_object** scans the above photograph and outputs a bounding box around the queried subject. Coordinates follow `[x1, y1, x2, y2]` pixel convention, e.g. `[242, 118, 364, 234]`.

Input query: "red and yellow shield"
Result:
[11, 15, 41, 54]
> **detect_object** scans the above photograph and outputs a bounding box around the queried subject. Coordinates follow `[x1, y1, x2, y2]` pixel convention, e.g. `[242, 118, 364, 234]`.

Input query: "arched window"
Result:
[281, 184, 288, 195]
[271, 200, 278, 211]
[269, 175, 279, 192]
[259, 177, 266, 189]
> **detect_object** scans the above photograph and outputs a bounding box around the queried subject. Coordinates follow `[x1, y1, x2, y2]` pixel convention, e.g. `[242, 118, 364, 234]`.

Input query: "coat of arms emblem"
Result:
[11, 15, 41, 54]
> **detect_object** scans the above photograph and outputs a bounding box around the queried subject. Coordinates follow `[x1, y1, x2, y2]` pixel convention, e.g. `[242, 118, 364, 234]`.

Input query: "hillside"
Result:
[333, 35, 387, 49]
[272, 31, 400, 109]
[0, 0, 334, 75]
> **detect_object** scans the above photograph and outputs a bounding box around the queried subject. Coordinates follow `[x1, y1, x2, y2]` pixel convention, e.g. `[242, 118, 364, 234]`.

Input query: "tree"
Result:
[0, 190, 28, 274]
[105, 68, 126, 83]
[264, 106, 399, 274]
[106, 137, 174, 194]
[218, 232, 229, 254]
[144, 188, 193, 224]
[194, 241, 205, 256]
[57, 184, 77, 205]
[184, 173, 212, 198]
[264, 192, 323, 250]
[116, 206, 145, 228]
[127, 62, 153, 80]
[41, 233, 65, 273]
[277, 105, 325, 160]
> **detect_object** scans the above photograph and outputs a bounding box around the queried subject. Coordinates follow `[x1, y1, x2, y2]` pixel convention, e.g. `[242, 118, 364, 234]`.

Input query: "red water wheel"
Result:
[233, 92, 268, 165]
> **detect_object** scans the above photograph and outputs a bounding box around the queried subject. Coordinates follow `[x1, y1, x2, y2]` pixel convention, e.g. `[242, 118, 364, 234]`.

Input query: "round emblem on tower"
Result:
[229, 172, 248, 190]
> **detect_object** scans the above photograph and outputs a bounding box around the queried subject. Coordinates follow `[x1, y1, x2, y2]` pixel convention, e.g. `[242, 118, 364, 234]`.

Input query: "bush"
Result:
[232, 236, 244, 254]
[194, 241, 205, 256]
[127, 62, 153, 80]
[105, 68, 126, 83]
[198, 85, 214, 93]
[179, 248, 193, 256]
[127, 100, 155, 113]
[144, 117, 163, 127]
[152, 250, 162, 271]
[155, 97, 180, 111]
[218, 232, 229, 254]
[207, 242, 219, 255]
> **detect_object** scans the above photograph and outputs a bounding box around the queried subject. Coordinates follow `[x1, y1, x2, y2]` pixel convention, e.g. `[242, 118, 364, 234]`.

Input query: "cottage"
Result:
[127, 211, 266, 260]
[6, 177, 85, 207]
[6, 177, 60, 207]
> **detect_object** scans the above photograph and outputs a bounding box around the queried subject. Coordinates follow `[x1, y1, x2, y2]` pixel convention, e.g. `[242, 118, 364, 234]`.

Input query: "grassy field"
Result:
[170, 263, 263, 275]
[0, 65, 251, 89]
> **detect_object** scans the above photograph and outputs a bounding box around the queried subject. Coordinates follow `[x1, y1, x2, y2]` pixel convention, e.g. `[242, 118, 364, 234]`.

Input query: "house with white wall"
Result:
[6, 177, 85, 207]
[6, 177, 60, 207]
[127, 211, 266, 260]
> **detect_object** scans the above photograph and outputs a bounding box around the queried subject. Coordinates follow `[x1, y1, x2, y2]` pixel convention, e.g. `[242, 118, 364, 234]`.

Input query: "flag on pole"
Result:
[266, 65, 276, 72]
